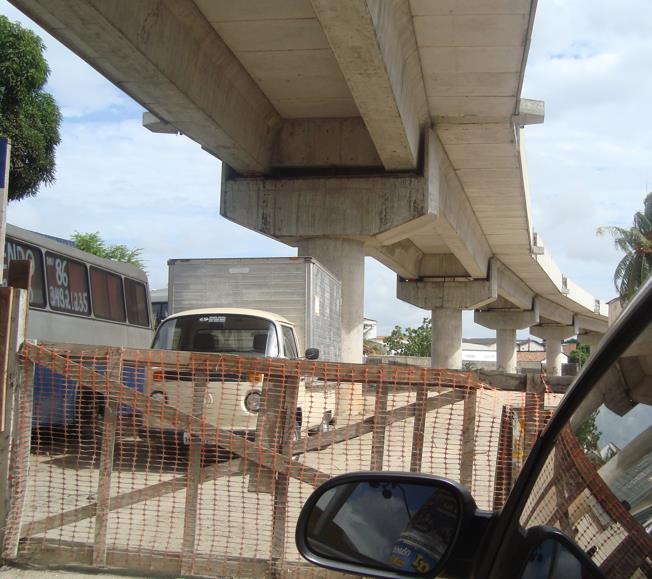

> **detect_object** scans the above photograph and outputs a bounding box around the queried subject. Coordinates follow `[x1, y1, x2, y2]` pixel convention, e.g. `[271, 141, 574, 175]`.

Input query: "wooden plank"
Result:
[269, 373, 300, 578]
[2, 288, 32, 559]
[22, 343, 332, 488]
[0, 288, 12, 554]
[410, 382, 428, 472]
[92, 350, 122, 566]
[0, 288, 12, 432]
[21, 458, 243, 539]
[92, 402, 118, 566]
[370, 381, 388, 471]
[20, 390, 460, 538]
[180, 370, 208, 576]
[459, 387, 478, 490]
[249, 372, 287, 493]
[524, 374, 545, 455]
[41, 343, 483, 390]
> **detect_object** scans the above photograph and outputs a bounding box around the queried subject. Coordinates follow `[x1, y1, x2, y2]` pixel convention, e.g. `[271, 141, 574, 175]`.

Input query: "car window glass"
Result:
[282, 325, 299, 359]
[520, 324, 652, 577]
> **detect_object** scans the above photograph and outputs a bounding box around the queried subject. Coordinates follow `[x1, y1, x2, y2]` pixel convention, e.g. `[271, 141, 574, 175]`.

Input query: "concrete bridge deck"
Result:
[8, 0, 609, 370]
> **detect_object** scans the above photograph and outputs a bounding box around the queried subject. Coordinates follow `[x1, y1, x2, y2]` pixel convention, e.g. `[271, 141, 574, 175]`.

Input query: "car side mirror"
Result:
[519, 527, 606, 578]
[296, 472, 480, 578]
[305, 348, 319, 360]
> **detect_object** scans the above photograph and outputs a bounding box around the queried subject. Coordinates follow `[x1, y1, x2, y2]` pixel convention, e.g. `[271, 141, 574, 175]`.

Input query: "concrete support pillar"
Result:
[496, 328, 517, 373]
[531, 325, 577, 377]
[474, 307, 539, 374]
[431, 307, 462, 369]
[298, 238, 364, 364]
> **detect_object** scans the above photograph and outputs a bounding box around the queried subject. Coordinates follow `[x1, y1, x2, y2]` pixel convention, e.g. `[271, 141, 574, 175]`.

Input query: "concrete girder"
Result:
[575, 314, 608, 335]
[366, 240, 423, 280]
[474, 306, 539, 331]
[534, 296, 574, 326]
[495, 260, 534, 311]
[513, 99, 545, 126]
[221, 130, 492, 279]
[578, 331, 603, 349]
[12, 0, 281, 174]
[272, 119, 383, 169]
[397, 259, 498, 311]
[311, 0, 429, 170]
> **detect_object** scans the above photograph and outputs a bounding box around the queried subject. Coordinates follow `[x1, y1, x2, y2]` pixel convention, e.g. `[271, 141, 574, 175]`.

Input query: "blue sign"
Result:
[0, 137, 8, 189]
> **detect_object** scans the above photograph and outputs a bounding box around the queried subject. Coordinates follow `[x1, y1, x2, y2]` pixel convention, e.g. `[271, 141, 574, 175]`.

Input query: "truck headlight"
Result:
[244, 390, 262, 413]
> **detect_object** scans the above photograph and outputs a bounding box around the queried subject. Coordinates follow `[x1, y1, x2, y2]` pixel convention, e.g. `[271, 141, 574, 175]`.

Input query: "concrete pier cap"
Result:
[397, 260, 498, 369]
[530, 324, 578, 377]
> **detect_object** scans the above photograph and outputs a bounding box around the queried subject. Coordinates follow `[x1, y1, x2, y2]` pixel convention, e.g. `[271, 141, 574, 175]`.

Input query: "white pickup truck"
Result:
[142, 307, 335, 449]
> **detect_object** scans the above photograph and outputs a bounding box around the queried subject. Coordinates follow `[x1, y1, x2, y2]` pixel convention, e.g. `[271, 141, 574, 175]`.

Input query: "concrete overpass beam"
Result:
[298, 238, 364, 364]
[579, 331, 604, 350]
[14, 0, 281, 174]
[531, 325, 578, 377]
[311, 0, 429, 170]
[535, 297, 574, 326]
[496, 260, 534, 311]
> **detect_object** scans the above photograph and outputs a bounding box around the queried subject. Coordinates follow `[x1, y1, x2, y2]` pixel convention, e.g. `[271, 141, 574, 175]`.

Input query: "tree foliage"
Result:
[575, 410, 603, 466]
[0, 15, 61, 201]
[384, 317, 431, 357]
[597, 192, 652, 302]
[569, 343, 590, 367]
[71, 232, 145, 269]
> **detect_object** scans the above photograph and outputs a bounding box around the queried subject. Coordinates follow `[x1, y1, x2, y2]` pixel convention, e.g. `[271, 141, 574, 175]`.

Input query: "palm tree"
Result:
[597, 192, 652, 301]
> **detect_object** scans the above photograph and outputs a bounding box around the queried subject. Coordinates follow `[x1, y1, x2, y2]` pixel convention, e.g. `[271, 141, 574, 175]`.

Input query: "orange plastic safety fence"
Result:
[3, 344, 563, 578]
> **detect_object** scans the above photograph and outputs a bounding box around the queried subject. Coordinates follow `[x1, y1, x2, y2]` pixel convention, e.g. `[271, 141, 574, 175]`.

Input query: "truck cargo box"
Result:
[168, 257, 342, 361]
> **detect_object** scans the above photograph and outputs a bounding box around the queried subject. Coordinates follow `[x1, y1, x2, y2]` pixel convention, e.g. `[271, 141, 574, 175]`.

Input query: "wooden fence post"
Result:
[249, 371, 286, 494]
[269, 372, 300, 579]
[92, 349, 123, 567]
[410, 382, 428, 472]
[181, 365, 208, 576]
[459, 387, 478, 491]
[1, 278, 31, 559]
[370, 381, 388, 471]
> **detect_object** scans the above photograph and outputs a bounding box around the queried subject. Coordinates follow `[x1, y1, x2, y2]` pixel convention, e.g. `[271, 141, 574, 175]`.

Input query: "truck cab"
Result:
[151, 307, 306, 359]
[143, 308, 333, 449]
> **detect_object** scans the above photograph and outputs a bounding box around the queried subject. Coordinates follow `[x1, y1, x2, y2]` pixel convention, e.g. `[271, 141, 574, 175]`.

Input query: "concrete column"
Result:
[531, 325, 577, 377]
[496, 328, 517, 373]
[431, 307, 462, 369]
[298, 238, 364, 363]
[474, 308, 539, 374]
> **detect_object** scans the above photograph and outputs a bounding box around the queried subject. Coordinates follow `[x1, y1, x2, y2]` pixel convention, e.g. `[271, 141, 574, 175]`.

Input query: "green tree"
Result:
[569, 343, 590, 367]
[72, 232, 145, 269]
[384, 317, 431, 357]
[0, 16, 61, 200]
[575, 411, 603, 466]
[597, 192, 652, 302]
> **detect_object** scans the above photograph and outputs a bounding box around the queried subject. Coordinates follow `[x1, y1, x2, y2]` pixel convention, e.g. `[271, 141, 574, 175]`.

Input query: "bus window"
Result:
[90, 267, 126, 322]
[4, 238, 46, 308]
[124, 278, 150, 327]
[44, 251, 91, 315]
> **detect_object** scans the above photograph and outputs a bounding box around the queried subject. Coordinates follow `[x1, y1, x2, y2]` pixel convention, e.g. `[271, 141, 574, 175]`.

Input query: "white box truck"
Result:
[141, 257, 343, 450]
[167, 257, 342, 361]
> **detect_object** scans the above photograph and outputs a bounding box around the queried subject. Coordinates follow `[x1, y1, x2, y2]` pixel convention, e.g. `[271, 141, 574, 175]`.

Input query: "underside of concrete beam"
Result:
[13, 0, 281, 174]
[534, 296, 574, 326]
[474, 306, 539, 331]
[575, 314, 608, 335]
[311, 0, 428, 170]
[397, 260, 497, 310]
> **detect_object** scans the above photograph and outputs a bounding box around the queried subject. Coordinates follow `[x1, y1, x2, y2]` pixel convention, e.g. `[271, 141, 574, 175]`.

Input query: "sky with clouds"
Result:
[1, 0, 650, 337]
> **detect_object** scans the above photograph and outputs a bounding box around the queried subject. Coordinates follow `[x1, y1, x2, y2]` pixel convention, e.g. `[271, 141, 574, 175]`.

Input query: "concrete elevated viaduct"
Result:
[10, 0, 609, 371]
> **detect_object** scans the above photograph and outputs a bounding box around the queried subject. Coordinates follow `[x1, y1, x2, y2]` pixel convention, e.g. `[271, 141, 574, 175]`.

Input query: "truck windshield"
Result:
[152, 314, 279, 357]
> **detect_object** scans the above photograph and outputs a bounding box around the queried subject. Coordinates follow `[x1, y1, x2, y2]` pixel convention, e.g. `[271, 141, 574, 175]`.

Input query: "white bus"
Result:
[3, 223, 154, 429]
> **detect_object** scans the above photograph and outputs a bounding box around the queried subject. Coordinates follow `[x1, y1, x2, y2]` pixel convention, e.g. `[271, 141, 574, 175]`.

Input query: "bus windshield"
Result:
[153, 313, 280, 357]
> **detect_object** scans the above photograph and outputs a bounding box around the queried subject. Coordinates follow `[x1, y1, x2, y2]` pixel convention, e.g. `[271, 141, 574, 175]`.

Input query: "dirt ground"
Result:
[1, 567, 136, 578]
